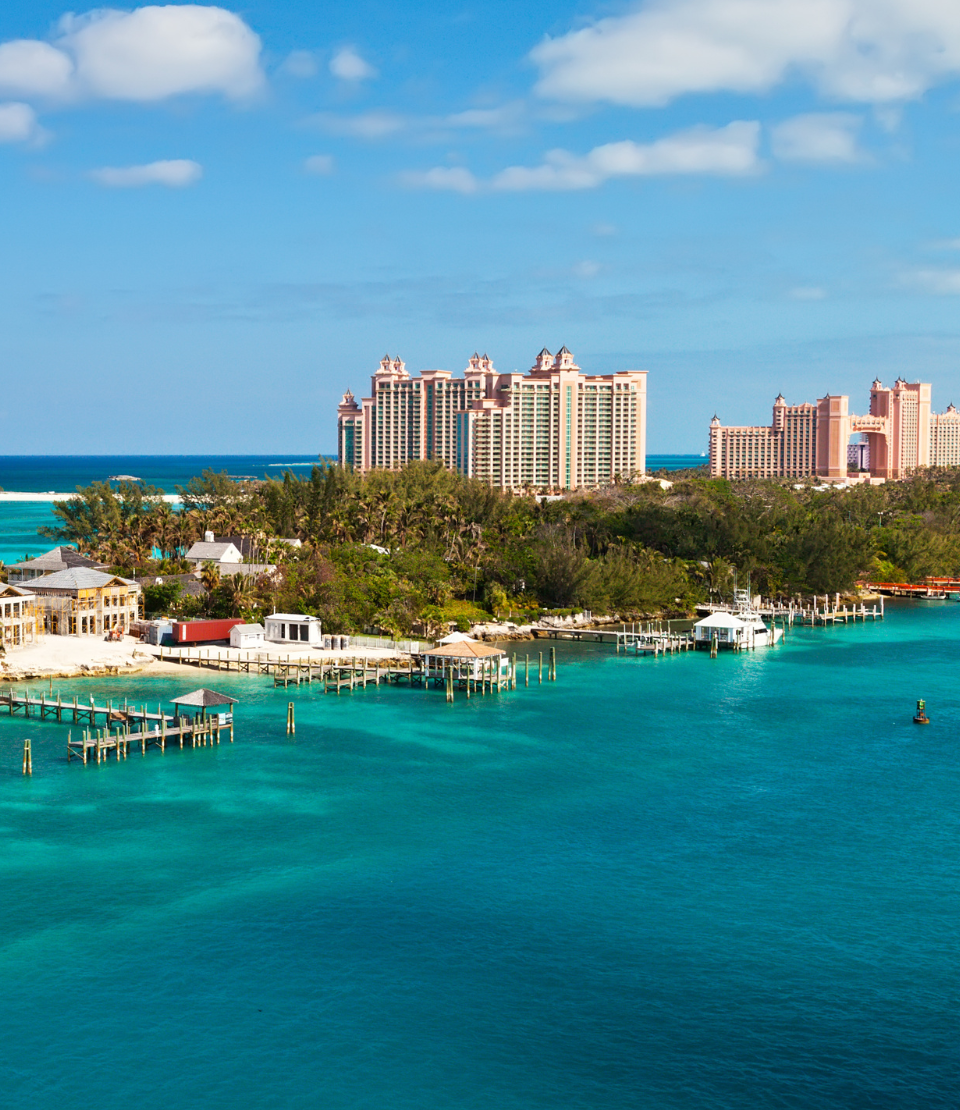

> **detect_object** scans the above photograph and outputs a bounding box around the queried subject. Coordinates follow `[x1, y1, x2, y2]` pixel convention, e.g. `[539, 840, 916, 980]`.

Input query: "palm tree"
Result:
[199, 561, 221, 594]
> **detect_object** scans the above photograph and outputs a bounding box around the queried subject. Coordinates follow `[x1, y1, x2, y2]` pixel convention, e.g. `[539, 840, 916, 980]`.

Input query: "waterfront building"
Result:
[230, 623, 265, 649]
[0, 582, 39, 649]
[264, 613, 323, 646]
[709, 378, 952, 482]
[30, 569, 141, 637]
[7, 547, 108, 585]
[337, 348, 647, 491]
[422, 637, 508, 681]
[929, 403, 960, 468]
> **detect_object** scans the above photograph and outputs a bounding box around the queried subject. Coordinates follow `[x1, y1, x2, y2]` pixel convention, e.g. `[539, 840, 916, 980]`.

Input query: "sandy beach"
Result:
[0, 636, 414, 682]
[0, 492, 181, 503]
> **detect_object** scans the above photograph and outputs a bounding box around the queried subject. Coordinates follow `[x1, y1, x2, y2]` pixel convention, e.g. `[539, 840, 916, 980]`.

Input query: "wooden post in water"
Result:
[525, 654, 529, 687]
[710, 632, 718, 659]
[538, 651, 543, 684]
[446, 665, 453, 703]
[22, 737, 31, 776]
[287, 702, 295, 735]
[549, 647, 556, 681]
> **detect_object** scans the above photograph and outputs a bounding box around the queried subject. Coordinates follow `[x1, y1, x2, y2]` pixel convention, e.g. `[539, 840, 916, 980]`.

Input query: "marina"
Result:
[1, 686, 236, 769]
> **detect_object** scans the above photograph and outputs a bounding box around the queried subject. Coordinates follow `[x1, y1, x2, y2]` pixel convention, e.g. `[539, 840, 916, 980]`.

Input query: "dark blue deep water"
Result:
[1, 600, 958, 1108]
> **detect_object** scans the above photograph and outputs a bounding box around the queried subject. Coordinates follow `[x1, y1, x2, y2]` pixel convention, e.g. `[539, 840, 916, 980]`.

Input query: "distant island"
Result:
[27, 462, 960, 637]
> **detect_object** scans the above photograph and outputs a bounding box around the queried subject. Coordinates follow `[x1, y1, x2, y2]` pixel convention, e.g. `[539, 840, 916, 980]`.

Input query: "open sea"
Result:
[1, 599, 958, 1108]
[0, 454, 706, 564]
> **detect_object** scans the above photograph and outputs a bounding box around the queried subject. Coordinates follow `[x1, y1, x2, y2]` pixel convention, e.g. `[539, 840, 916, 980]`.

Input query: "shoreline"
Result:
[0, 492, 181, 503]
[0, 637, 413, 683]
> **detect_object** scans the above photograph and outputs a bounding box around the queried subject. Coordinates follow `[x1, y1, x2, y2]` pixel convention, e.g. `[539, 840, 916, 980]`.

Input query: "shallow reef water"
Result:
[1, 599, 958, 1108]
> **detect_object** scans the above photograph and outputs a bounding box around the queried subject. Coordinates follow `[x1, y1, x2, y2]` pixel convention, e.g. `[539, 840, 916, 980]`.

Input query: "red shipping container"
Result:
[172, 619, 244, 644]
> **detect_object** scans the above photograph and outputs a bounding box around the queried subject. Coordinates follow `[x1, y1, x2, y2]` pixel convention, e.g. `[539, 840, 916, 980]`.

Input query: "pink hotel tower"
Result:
[710, 379, 960, 482]
[337, 348, 647, 491]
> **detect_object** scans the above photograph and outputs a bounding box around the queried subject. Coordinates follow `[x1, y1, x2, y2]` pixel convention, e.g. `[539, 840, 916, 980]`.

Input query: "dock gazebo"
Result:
[170, 688, 238, 722]
[422, 638, 508, 684]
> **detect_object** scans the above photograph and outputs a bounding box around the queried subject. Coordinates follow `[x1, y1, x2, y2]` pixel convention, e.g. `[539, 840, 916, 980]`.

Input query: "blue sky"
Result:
[3, 1, 960, 453]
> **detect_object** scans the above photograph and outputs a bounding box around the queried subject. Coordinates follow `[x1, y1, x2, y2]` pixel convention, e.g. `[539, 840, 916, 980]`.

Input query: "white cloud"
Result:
[281, 50, 318, 79]
[492, 121, 761, 191]
[310, 110, 407, 138]
[304, 154, 335, 175]
[574, 260, 601, 278]
[398, 166, 479, 194]
[329, 47, 377, 81]
[0, 40, 73, 96]
[0, 102, 43, 143]
[790, 286, 828, 299]
[0, 6, 263, 102]
[90, 159, 203, 187]
[531, 0, 960, 107]
[772, 113, 864, 163]
[308, 102, 526, 140]
[444, 102, 525, 131]
[908, 269, 960, 294]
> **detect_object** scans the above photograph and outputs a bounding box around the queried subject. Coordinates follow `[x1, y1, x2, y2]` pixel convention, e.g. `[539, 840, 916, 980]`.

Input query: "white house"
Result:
[230, 623, 265, 649]
[185, 532, 244, 566]
[264, 614, 323, 646]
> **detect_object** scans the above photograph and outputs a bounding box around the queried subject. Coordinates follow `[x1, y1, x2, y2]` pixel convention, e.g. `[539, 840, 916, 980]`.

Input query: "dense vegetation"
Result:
[32, 463, 960, 634]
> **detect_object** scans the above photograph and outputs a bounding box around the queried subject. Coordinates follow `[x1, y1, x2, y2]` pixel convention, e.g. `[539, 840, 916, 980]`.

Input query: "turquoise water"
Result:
[1, 600, 958, 1108]
[0, 454, 325, 564]
[0, 454, 704, 564]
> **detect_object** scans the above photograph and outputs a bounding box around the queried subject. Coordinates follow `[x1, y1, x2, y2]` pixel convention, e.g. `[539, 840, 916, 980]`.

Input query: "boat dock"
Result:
[0, 688, 186, 728]
[276, 652, 549, 694]
[695, 596, 884, 626]
[67, 713, 231, 764]
[1, 686, 236, 770]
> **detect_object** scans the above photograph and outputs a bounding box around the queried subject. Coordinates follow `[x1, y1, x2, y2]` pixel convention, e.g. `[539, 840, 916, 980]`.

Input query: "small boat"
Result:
[913, 699, 930, 724]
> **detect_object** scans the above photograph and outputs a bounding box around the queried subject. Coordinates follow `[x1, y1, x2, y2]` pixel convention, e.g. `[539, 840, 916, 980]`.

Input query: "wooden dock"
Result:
[695, 596, 884, 627]
[0, 688, 185, 728]
[0, 687, 234, 767]
[531, 625, 695, 655]
[67, 713, 231, 764]
[273, 651, 554, 697]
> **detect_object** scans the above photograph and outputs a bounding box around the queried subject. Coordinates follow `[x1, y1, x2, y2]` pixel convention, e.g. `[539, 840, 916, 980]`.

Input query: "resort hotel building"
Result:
[337, 348, 647, 491]
[709, 379, 960, 482]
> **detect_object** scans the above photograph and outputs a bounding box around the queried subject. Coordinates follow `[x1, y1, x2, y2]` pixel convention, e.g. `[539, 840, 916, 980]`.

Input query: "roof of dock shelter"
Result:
[425, 640, 506, 659]
[169, 688, 239, 707]
[694, 612, 747, 629]
[438, 631, 476, 645]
